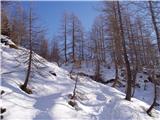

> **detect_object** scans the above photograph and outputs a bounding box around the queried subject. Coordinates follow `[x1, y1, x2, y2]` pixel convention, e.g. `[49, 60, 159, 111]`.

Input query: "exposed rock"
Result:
[1, 108, 6, 114]
[49, 71, 57, 76]
[1, 90, 5, 95]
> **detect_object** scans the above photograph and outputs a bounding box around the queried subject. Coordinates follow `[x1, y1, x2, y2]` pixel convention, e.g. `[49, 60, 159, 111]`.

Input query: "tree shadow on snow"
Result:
[33, 93, 62, 120]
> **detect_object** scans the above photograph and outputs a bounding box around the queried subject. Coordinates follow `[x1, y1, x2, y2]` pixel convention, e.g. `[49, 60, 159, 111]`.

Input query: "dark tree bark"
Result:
[22, 8, 32, 89]
[72, 16, 75, 63]
[149, 1, 160, 53]
[137, 19, 147, 65]
[147, 75, 157, 116]
[129, 18, 138, 97]
[71, 74, 78, 99]
[81, 31, 84, 61]
[112, 61, 119, 87]
[117, 1, 132, 101]
[64, 14, 68, 62]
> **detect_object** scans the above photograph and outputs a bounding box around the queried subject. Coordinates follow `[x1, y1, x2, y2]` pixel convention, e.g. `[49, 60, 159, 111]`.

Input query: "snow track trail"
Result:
[33, 93, 62, 120]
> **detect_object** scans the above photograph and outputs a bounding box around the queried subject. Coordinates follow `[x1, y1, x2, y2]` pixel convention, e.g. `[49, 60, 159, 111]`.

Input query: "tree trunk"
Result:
[71, 74, 78, 99]
[138, 20, 146, 65]
[72, 17, 75, 63]
[64, 16, 67, 62]
[81, 32, 84, 61]
[149, 1, 160, 53]
[129, 16, 138, 97]
[23, 8, 32, 88]
[147, 78, 157, 115]
[117, 1, 132, 101]
[112, 62, 119, 87]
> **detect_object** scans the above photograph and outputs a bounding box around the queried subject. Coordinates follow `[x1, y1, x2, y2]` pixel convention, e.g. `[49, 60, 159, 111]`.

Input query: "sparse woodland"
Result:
[1, 1, 160, 119]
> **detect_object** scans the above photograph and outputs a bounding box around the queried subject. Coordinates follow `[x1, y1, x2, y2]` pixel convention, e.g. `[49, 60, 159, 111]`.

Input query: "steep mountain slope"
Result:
[1, 35, 160, 120]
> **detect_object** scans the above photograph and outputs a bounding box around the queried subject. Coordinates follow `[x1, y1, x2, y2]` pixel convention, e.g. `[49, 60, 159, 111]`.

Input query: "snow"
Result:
[1, 35, 16, 46]
[62, 63, 115, 81]
[1, 35, 160, 120]
[63, 62, 160, 111]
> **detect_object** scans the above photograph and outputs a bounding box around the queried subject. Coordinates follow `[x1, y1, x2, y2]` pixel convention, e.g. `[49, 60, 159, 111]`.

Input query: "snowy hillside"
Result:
[1, 35, 160, 120]
[62, 63, 160, 111]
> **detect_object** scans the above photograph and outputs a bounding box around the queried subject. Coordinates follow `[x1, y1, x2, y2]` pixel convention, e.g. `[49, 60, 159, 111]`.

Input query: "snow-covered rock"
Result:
[1, 35, 18, 49]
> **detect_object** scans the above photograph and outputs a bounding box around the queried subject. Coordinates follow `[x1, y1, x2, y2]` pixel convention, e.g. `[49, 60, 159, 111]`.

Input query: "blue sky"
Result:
[21, 1, 101, 41]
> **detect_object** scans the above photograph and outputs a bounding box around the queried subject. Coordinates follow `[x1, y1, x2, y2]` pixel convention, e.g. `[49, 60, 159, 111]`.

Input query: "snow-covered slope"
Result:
[1, 35, 160, 120]
[62, 62, 160, 111]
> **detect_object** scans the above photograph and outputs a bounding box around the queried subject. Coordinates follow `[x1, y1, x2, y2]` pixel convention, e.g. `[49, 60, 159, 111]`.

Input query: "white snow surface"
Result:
[1, 35, 160, 120]
[62, 63, 160, 111]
